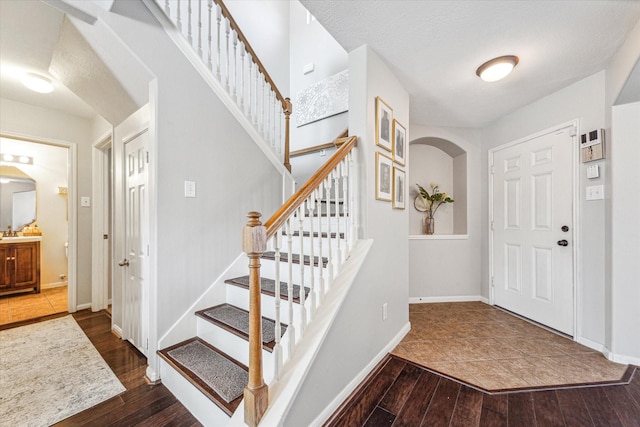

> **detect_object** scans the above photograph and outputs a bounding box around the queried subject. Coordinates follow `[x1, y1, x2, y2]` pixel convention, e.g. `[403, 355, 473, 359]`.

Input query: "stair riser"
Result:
[260, 259, 331, 290]
[226, 284, 305, 326]
[159, 358, 231, 426]
[196, 317, 275, 382]
[295, 216, 347, 232]
[282, 237, 347, 255]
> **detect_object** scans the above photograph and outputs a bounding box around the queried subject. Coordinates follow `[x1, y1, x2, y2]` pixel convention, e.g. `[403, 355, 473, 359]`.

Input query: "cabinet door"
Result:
[14, 243, 39, 289]
[0, 245, 10, 289]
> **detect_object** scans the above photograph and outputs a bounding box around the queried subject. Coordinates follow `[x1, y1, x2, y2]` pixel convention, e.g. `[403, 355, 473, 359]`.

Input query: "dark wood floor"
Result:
[49, 310, 201, 427]
[325, 355, 640, 427]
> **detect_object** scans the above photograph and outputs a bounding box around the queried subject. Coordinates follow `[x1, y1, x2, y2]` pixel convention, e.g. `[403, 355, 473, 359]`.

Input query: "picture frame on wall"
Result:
[376, 151, 393, 201]
[393, 120, 406, 166]
[393, 167, 406, 209]
[375, 96, 393, 151]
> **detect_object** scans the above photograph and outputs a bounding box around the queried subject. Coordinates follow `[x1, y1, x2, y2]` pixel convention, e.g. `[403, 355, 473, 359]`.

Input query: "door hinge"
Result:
[103, 234, 108, 240]
[146, 338, 149, 350]
[490, 221, 494, 231]
[147, 244, 150, 256]
[146, 151, 149, 164]
[491, 276, 494, 287]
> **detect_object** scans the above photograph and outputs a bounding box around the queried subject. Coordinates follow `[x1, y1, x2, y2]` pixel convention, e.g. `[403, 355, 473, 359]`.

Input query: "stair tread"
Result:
[303, 212, 346, 217]
[158, 337, 246, 415]
[195, 303, 286, 351]
[262, 251, 329, 267]
[285, 231, 345, 239]
[225, 275, 310, 303]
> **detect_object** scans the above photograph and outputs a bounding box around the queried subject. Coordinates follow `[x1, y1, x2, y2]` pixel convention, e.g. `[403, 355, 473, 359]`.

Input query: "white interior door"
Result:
[122, 129, 149, 355]
[491, 125, 575, 335]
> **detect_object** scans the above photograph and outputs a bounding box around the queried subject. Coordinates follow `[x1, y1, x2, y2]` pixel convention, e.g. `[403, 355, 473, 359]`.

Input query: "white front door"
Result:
[122, 129, 149, 355]
[491, 124, 575, 335]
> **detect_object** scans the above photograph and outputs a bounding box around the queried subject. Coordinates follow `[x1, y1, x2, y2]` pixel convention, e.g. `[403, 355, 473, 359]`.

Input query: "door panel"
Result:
[492, 126, 574, 335]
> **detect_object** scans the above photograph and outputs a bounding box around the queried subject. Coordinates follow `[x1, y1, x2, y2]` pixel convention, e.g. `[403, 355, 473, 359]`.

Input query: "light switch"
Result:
[80, 196, 91, 207]
[586, 164, 599, 179]
[586, 185, 604, 201]
[184, 181, 196, 198]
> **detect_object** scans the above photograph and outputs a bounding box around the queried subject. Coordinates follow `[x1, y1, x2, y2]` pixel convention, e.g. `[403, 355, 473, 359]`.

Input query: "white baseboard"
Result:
[310, 321, 411, 427]
[42, 282, 68, 289]
[603, 347, 640, 366]
[576, 336, 605, 353]
[76, 303, 91, 311]
[112, 324, 123, 338]
[409, 295, 489, 304]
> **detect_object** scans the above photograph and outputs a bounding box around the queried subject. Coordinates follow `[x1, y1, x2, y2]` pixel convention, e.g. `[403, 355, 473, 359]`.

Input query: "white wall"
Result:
[0, 98, 95, 305]
[288, 1, 349, 185]
[283, 45, 409, 426]
[408, 125, 482, 301]
[481, 72, 606, 346]
[610, 101, 640, 362]
[0, 137, 68, 287]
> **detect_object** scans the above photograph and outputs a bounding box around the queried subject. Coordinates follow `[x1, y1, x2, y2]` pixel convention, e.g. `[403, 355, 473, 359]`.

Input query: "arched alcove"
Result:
[409, 137, 467, 235]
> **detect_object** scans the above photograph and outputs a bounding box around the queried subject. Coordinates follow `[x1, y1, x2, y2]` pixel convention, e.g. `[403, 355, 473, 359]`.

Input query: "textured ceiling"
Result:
[301, 0, 640, 128]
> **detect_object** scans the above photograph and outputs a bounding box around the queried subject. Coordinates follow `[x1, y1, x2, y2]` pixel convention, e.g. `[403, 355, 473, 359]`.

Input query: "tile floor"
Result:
[0, 286, 68, 325]
[392, 301, 630, 391]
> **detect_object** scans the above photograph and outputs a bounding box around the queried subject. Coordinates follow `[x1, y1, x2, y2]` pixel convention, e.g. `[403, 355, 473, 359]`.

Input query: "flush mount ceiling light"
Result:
[21, 72, 54, 93]
[476, 55, 519, 82]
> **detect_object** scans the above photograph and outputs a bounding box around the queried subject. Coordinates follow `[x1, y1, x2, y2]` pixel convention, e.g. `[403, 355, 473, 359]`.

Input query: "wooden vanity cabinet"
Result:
[0, 241, 40, 294]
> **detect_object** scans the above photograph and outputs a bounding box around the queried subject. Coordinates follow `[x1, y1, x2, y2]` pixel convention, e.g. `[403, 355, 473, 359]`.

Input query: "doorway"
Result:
[489, 122, 577, 336]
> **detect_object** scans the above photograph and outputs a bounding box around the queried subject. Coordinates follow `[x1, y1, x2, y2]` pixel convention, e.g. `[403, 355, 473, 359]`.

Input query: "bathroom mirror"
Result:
[0, 166, 37, 231]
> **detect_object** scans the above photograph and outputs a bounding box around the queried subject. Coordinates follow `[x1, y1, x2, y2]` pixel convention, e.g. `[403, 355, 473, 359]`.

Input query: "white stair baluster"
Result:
[297, 205, 306, 333]
[347, 151, 355, 251]
[214, 4, 221, 78]
[239, 43, 245, 110]
[325, 175, 334, 289]
[307, 195, 316, 316]
[285, 219, 296, 354]
[187, 0, 193, 46]
[341, 159, 349, 261]
[164, 0, 169, 16]
[273, 228, 283, 380]
[176, 0, 182, 32]
[259, 77, 265, 134]
[197, 0, 202, 58]
[333, 165, 342, 274]
[247, 59, 253, 122]
[232, 31, 238, 99]
[315, 186, 325, 303]
[206, 1, 213, 71]
[224, 18, 230, 91]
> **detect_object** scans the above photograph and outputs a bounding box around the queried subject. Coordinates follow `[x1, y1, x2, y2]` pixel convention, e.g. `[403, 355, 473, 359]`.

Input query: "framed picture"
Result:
[376, 152, 393, 201]
[375, 96, 393, 151]
[393, 167, 406, 209]
[392, 120, 406, 166]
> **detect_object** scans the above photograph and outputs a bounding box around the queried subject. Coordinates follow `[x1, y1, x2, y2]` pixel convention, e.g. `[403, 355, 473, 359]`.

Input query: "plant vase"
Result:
[423, 214, 435, 235]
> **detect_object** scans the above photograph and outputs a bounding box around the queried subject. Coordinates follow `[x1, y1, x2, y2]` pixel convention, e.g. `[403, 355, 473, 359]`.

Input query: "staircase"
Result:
[157, 173, 354, 425]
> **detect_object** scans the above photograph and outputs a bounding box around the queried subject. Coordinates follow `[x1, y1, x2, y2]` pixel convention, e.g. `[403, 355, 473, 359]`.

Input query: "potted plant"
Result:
[414, 183, 454, 234]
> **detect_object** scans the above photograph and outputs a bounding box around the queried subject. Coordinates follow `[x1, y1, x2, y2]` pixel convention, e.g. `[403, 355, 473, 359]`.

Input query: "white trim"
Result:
[408, 234, 469, 240]
[76, 302, 91, 311]
[41, 282, 68, 289]
[603, 347, 640, 366]
[487, 120, 579, 338]
[577, 336, 605, 352]
[0, 131, 78, 313]
[92, 132, 112, 312]
[112, 324, 123, 338]
[308, 322, 411, 427]
[409, 295, 489, 304]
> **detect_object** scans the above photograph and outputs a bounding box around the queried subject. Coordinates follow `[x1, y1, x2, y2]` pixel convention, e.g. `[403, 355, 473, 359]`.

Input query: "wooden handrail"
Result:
[264, 136, 357, 237]
[212, 0, 286, 109]
[290, 129, 349, 158]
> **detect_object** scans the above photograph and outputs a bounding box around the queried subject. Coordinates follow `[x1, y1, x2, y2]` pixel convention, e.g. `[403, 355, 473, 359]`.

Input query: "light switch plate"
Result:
[184, 181, 196, 198]
[586, 164, 599, 179]
[586, 185, 604, 201]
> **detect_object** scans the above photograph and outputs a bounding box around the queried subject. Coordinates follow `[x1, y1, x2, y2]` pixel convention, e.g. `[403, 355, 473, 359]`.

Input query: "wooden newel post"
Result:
[284, 97, 292, 173]
[242, 211, 268, 426]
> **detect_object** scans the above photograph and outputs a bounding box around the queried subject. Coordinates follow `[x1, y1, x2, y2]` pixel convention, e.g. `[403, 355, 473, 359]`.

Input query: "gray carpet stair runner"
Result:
[286, 230, 345, 239]
[195, 303, 286, 350]
[262, 251, 329, 267]
[158, 338, 247, 414]
[225, 275, 310, 302]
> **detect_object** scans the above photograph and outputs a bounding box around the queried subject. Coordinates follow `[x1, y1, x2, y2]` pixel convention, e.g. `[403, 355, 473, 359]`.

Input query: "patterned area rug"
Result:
[0, 316, 125, 426]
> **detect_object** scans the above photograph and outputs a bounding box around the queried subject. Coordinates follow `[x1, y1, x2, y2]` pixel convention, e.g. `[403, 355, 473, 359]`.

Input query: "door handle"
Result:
[557, 240, 568, 247]
[118, 259, 130, 267]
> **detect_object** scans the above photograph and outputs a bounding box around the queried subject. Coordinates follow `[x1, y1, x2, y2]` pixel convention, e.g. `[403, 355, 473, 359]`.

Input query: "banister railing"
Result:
[289, 129, 349, 158]
[242, 136, 358, 426]
[158, 0, 292, 171]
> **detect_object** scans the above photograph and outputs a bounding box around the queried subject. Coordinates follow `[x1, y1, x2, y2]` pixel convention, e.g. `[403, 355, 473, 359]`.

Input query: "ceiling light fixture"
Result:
[476, 55, 519, 82]
[21, 72, 54, 93]
[1, 153, 33, 165]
